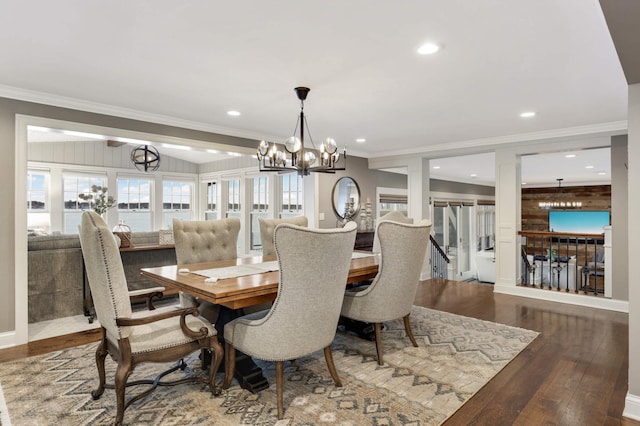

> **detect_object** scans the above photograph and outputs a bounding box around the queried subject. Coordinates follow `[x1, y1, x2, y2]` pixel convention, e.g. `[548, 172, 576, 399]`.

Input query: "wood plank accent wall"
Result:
[521, 185, 611, 231]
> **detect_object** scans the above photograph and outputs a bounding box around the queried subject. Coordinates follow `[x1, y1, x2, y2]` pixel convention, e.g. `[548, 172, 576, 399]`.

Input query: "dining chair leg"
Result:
[91, 331, 108, 399]
[222, 342, 235, 389]
[114, 359, 132, 426]
[209, 338, 224, 396]
[323, 346, 342, 387]
[276, 360, 284, 420]
[403, 314, 419, 347]
[374, 322, 384, 365]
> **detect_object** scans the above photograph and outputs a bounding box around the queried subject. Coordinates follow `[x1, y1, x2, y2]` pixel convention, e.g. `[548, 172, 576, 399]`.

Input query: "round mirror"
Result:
[332, 177, 361, 220]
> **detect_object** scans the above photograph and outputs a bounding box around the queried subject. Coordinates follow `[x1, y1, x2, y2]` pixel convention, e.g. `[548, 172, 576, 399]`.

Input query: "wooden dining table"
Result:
[140, 252, 380, 310]
[139, 251, 380, 393]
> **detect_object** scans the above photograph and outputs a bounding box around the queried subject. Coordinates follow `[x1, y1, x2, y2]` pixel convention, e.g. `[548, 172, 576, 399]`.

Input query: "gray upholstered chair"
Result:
[79, 211, 223, 426]
[371, 211, 413, 253]
[341, 219, 431, 365]
[258, 215, 308, 256]
[172, 218, 241, 322]
[222, 222, 358, 420]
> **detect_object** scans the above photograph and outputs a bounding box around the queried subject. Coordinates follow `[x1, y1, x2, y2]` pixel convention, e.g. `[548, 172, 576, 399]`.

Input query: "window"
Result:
[226, 179, 241, 219]
[117, 177, 152, 231]
[63, 173, 106, 234]
[27, 170, 50, 233]
[250, 176, 269, 250]
[205, 181, 218, 220]
[280, 173, 303, 218]
[163, 180, 193, 228]
[476, 202, 495, 251]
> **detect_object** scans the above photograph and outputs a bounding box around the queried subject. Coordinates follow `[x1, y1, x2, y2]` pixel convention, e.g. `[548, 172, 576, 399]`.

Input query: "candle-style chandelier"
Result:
[256, 87, 346, 176]
[538, 178, 583, 209]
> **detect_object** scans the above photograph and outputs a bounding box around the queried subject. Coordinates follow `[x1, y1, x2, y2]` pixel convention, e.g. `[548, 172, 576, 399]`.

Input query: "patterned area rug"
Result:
[0, 306, 538, 425]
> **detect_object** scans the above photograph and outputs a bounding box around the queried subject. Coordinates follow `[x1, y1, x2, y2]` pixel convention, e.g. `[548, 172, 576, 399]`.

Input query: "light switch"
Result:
[319, 212, 325, 221]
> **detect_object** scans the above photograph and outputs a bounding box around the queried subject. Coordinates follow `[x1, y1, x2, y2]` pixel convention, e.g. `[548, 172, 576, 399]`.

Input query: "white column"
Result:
[624, 83, 640, 419]
[406, 157, 431, 279]
[494, 149, 521, 290]
[406, 157, 430, 221]
[604, 226, 612, 298]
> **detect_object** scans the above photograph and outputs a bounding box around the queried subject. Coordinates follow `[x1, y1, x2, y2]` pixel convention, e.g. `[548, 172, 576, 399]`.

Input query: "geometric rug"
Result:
[0, 306, 538, 425]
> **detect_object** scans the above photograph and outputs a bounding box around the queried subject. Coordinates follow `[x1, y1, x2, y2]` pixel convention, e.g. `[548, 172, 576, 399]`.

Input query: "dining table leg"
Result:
[215, 306, 270, 393]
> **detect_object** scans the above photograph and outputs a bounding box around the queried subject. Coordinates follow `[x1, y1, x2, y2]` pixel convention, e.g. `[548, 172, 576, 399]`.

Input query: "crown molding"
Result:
[368, 121, 628, 160]
[0, 84, 271, 142]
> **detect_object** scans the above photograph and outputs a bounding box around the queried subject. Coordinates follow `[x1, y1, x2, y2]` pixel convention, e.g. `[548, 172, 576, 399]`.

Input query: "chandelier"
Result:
[538, 178, 582, 209]
[131, 144, 161, 172]
[256, 87, 346, 176]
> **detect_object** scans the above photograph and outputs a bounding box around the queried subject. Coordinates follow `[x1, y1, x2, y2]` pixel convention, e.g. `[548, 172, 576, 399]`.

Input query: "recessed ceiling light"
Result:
[520, 111, 536, 118]
[470, 173, 477, 178]
[585, 165, 594, 169]
[206, 149, 219, 154]
[432, 166, 441, 170]
[356, 138, 366, 143]
[417, 42, 440, 55]
[522, 182, 527, 185]
[227, 110, 241, 116]
[597, 171, 607, 176]
[565, 154, 576, 158]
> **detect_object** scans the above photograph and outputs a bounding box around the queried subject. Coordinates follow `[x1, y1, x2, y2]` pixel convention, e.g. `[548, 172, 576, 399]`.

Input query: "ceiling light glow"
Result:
[470, 173, 477, 177]
[520, 111, 536, 118]
[598, 171, 607, 175]
[585, 165, 594, 169]
[356, 138, 366, 143]
[565, 154, 576, 158]
[227, 110, 241, 116]
[432, 166, 440, 169]
[417, 42, 440, 55]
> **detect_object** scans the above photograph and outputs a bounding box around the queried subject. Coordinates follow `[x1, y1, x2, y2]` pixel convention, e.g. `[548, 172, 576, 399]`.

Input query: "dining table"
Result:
[140, 251, 380, 392]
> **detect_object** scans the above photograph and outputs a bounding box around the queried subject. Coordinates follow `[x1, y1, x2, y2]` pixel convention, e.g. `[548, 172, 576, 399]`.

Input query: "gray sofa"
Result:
[28, 232, 176, 323]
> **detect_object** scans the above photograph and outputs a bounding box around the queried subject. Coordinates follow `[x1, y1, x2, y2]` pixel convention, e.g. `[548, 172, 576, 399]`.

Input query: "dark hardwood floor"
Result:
[1, 279, 637, 425]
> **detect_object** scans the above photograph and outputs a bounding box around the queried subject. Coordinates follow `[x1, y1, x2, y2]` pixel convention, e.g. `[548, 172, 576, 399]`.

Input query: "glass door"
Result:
[432, 201, 474, 280]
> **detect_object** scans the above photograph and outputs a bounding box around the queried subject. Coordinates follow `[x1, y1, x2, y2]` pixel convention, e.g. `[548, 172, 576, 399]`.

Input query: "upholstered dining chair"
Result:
[258, 215, 308, 256]
[341, 219, 431, 365]
[172, 218, 241, 322]
[223, 221, 358, 420]
[371, 210, 413, 253]
[79, 211, 223, 426]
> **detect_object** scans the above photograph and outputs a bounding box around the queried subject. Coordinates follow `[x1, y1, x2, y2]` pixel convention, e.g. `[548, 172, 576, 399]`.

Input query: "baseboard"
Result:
[493, 284, 629, 313]
[0, 331, 17, 349]
[623, 392, 640, 421]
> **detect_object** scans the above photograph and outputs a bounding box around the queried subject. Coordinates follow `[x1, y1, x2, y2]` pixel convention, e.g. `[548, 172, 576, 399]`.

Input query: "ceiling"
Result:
[3, 1, 630, 183]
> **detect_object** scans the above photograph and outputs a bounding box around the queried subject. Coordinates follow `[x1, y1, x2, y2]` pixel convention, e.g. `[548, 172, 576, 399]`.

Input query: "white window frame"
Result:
[162, 178, 195, 228]
[280, 172, 303, 218]
[117, 174, 153, 232]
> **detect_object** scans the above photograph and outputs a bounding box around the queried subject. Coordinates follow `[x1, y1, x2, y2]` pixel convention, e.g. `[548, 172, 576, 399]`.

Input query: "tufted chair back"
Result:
[371, 211, 414, 253]
[78, 211, 133, 345]
[258, 216, 308, 256]
[172, 218, 241, 264]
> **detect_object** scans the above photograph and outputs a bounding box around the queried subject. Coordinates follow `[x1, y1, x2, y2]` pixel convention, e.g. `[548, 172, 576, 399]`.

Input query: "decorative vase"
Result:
[113, 220, 133, 248]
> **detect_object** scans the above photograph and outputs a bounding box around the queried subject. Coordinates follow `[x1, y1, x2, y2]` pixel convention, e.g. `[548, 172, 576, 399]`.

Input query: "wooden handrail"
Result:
[429, 235, 449, 263]
[518, 230, 604, 239]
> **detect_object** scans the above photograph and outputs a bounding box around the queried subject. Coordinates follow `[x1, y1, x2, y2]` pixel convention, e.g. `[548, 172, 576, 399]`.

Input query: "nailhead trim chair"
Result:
[258, 215, 308, 256]
[223, 222, 358, 420]
[341, 219, 431, 365]
[79, 211, 223, 426]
